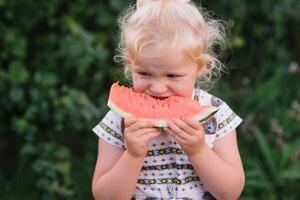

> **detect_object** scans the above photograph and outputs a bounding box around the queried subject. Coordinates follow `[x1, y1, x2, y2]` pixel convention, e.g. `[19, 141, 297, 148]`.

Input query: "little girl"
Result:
[92, 0, 245, 199]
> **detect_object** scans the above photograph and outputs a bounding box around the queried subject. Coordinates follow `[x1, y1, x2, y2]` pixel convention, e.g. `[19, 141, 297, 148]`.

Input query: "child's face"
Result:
[131, 49, 199, 99]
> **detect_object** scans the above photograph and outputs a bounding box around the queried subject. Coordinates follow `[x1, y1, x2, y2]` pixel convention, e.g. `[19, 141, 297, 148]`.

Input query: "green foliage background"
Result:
[0, 0, 299, 199]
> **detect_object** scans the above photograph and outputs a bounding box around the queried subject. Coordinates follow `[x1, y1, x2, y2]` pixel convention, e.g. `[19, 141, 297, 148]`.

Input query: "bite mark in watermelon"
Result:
[107, 82, 218, 127]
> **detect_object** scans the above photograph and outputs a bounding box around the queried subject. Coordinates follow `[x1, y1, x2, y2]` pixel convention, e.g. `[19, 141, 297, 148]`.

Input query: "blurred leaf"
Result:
[8, 61, 30, 85]
[280, 137, 300, 167]
[280, 161, 300, 180]
[253, 127, 278, 182]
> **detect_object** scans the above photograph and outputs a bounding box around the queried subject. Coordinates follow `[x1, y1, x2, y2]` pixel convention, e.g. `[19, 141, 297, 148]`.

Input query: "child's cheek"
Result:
[132, 74, 148, 93]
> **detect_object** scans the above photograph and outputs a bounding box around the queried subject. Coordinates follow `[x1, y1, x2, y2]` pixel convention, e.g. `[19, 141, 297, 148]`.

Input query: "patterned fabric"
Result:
[92, 88, 242, 199]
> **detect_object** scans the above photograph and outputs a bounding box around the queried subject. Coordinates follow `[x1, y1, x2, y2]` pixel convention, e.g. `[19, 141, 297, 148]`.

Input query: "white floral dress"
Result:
[92, 88, 242, 200]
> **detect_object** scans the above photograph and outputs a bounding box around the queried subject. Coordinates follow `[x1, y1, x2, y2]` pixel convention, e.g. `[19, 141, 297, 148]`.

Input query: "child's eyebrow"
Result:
[136, 59, 163, 68]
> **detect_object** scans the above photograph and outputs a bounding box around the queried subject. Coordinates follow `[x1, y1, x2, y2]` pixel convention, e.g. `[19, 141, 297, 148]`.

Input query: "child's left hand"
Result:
[164, 117, 206, 157]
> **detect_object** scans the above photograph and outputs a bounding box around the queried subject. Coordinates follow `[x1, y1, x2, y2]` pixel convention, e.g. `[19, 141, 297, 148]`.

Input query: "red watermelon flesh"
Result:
[107, 82, 218, 127]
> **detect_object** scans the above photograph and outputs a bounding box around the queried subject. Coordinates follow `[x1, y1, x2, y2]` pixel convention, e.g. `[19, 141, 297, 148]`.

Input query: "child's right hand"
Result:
[124, 118, 161, 158]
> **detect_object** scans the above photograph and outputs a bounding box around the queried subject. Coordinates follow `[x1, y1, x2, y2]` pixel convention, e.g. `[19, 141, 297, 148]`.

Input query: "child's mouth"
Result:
[150, 96, 168, 100]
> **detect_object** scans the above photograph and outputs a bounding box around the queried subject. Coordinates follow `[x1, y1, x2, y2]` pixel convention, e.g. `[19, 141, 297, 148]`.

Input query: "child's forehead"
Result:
[135, 49, 194, 69]
[136, 57, 184, 71]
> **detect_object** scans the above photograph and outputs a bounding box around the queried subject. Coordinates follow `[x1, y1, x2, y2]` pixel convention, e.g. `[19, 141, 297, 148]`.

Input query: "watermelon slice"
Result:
[107, 82, 218, 127]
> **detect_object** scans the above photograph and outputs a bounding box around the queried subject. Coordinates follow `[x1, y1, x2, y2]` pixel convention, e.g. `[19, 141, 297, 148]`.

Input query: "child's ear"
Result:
[196, 54, 211, 75]
[197, 63, 208, 76]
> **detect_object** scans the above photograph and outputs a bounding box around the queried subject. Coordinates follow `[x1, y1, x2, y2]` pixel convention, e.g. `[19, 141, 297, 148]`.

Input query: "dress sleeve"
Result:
[195, 89, 243, 147]
[214, 101, 243, 141]
[92, 110, 126, 150]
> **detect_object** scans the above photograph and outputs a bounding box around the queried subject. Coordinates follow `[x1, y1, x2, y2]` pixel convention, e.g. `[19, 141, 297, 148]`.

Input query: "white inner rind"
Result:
[107, 100, 132, 118]
[194, 106, 219, 122]
[107, 100, 219, 128]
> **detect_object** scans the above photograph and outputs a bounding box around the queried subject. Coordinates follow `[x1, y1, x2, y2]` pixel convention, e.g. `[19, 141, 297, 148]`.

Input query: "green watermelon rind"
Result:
[194, 106, 219, 122]
[107, 100, 219, 128]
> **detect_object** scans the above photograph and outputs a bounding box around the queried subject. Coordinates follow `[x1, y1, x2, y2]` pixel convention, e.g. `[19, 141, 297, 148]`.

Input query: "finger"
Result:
[182, 117, 203, 130]
[164, 126, 186, 142]
[124, 117, 137, 127]
[125, 127, 160, 138]
[125, 127, 157, 137]
[126, 120, 156, 132]
[134, 128, 161, 138]
[140, 131, 161, 143]
[167, 120, 185, 137]
[163, 127, 176, 137]
[168, 118, 194, 136]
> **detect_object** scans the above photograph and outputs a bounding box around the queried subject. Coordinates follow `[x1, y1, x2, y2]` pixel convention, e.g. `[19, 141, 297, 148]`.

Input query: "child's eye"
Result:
[138, 72, 151, 77]
[166, 74, 181, 79]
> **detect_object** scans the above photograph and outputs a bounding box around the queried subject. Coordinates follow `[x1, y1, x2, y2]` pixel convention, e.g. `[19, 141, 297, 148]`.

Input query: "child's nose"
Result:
[150, 80, 167, 95]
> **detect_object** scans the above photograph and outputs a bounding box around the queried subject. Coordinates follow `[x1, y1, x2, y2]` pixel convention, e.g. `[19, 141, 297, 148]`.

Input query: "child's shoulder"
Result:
[92, 110, 126, 149]
[193, 88, 225, 108]
[193, 88, 243, 141]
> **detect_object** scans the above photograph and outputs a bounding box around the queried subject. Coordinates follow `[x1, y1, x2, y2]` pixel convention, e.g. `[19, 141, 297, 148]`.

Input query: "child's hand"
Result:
[164, 117, 206, 157]
[124, 118, 161, 158]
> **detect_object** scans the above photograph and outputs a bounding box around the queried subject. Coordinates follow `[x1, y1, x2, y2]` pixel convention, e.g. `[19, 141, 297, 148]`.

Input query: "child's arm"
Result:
[91, 139, 144, 200]
[188, 130, 244, 200]
[92, 119, 161, 200]
[165, 118, 244, 200]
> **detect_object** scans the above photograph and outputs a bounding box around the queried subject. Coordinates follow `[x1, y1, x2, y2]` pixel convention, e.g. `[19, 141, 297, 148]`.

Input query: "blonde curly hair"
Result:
[115, 0, 226, 87]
